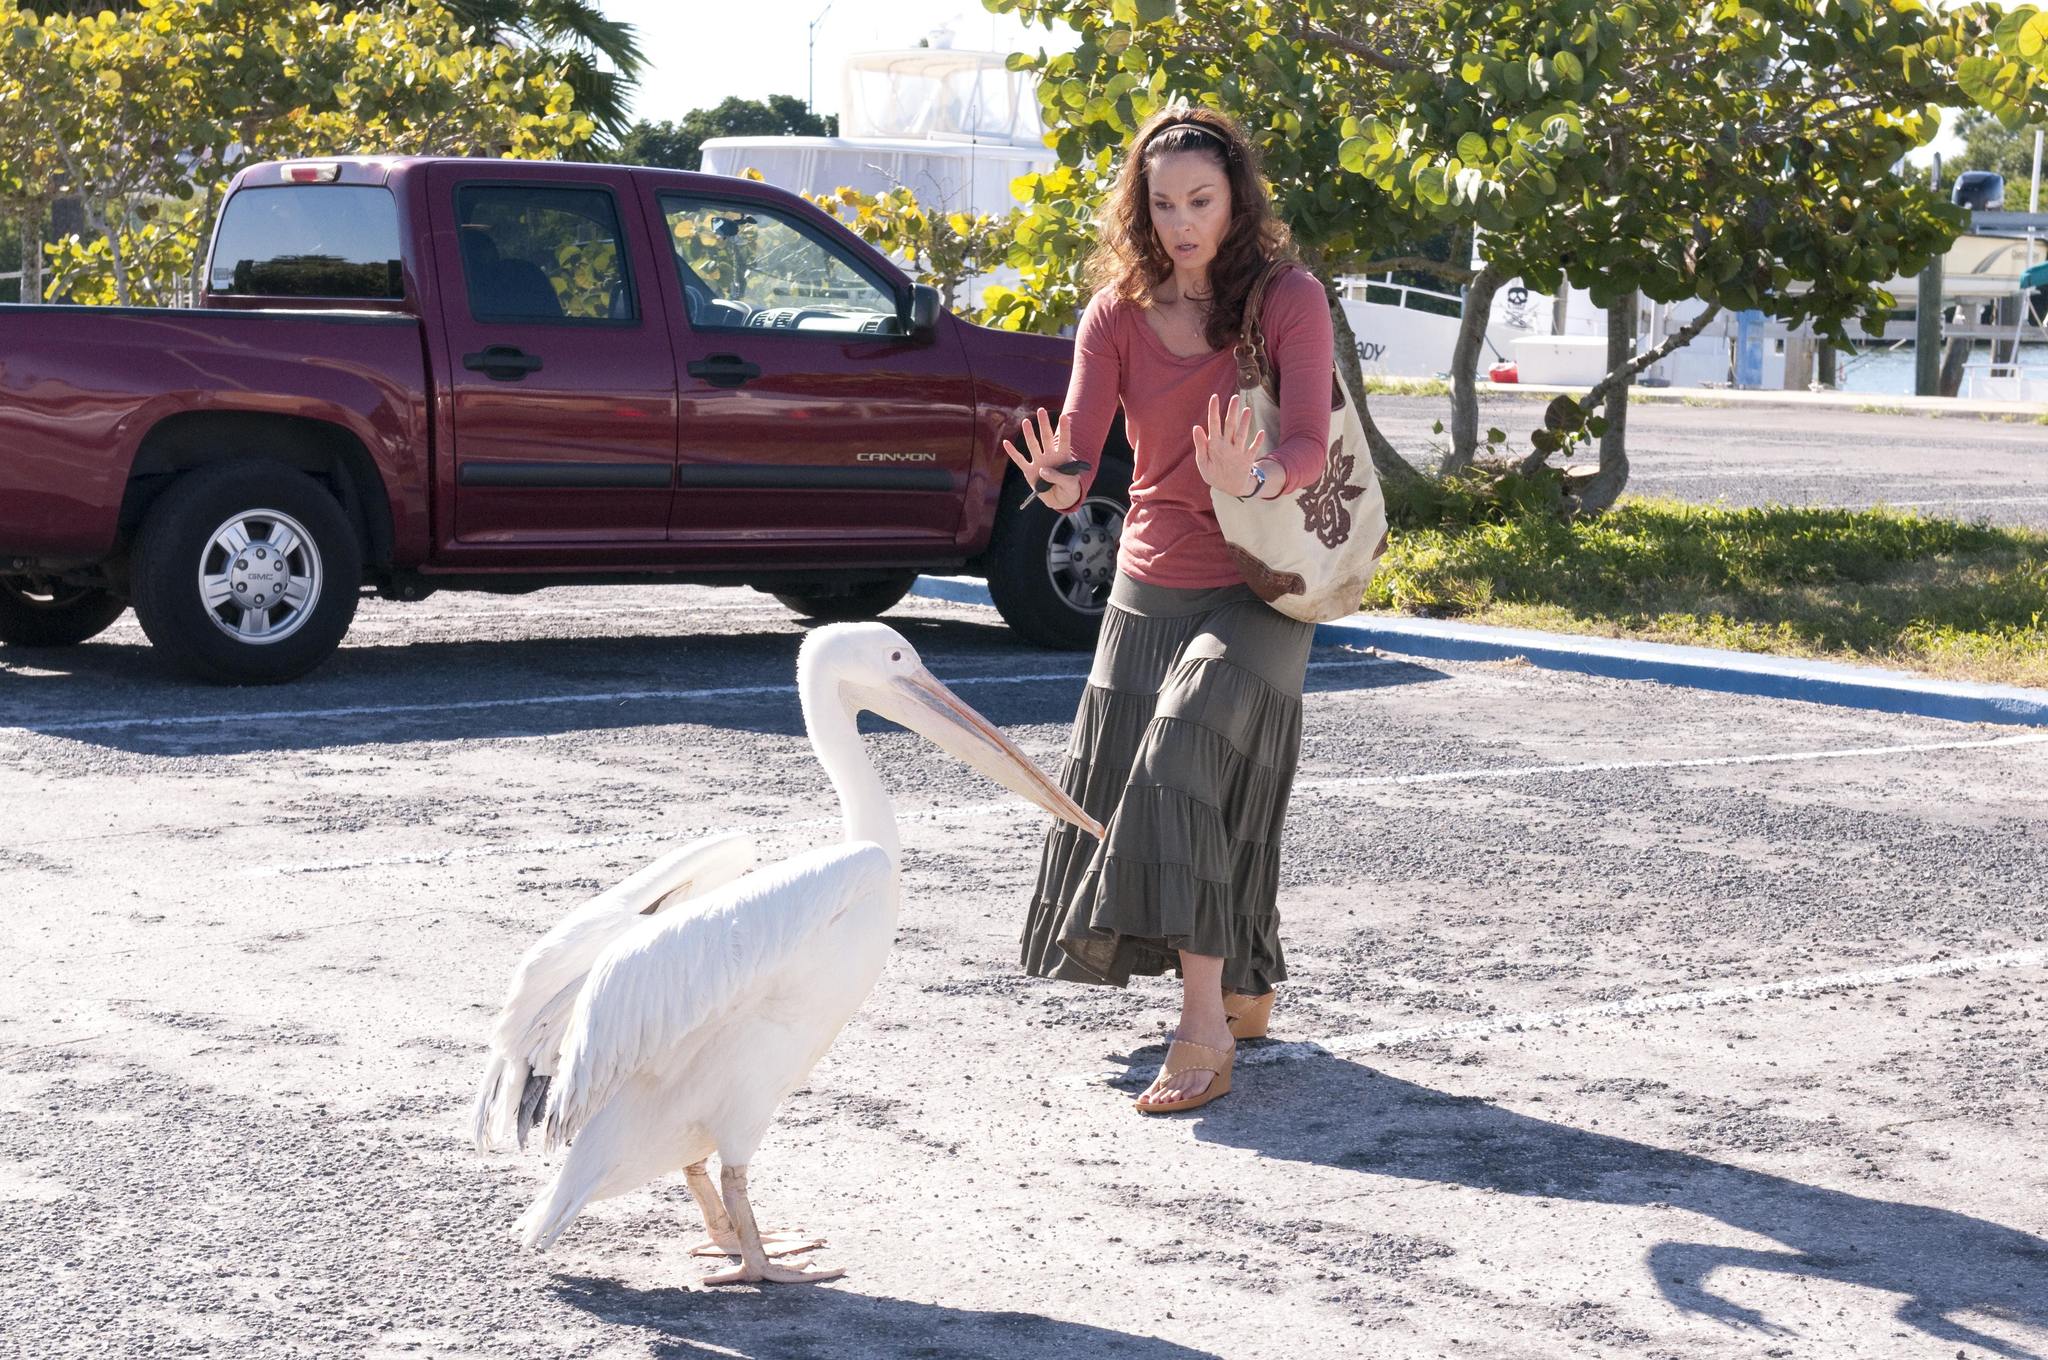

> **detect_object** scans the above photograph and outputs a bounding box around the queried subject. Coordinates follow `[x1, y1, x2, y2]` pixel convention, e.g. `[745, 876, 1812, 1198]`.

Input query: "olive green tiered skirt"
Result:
[1021, 571, 1315, 997]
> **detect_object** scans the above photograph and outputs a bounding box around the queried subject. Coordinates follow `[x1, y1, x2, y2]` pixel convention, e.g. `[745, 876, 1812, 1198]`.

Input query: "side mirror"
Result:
[902, 283, 942, 338]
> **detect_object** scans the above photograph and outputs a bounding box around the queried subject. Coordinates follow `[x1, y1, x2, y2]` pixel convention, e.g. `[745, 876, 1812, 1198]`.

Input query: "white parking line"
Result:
[94, 598, 796, 633]
[4, 655, 1398, 738]
[239, 729, 2048, 879]
[1294, 731, 2048, 794]
[1216, 946, 2048, 1071]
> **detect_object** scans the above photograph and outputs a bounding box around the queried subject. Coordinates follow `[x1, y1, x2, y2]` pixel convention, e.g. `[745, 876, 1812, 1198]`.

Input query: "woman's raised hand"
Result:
[1192, 392, 1269, 498]
[1002, 408, 1090, 510]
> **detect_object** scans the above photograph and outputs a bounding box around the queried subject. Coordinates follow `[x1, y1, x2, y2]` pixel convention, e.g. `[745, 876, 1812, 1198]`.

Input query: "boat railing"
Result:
[1338, 273, 1464, 315]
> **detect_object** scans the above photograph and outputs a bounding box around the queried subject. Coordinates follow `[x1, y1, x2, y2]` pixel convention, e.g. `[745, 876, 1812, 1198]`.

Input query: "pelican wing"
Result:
[472, 830, 759, 1150]
[539, 841, 894, 1154]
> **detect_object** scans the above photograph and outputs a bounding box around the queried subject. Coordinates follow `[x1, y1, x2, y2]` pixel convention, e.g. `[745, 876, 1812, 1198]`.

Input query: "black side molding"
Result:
[459, 461, 672, 489]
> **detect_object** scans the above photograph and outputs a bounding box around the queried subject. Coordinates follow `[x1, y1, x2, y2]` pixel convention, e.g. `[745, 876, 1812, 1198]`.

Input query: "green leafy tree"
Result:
[17, 0, 641, 147]
[0, 0, 591, 307]
[381, 0, 644, 148]
[974, 0, 2048, 517]
[618, 96, 839, 172]
[0, 2, 65, 301]
[806, 184, 1022, 312]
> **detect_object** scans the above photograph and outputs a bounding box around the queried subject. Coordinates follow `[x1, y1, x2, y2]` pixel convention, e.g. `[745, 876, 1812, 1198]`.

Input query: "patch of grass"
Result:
[1364, 498, 2048, 687]
[1362, 375, 1451, 397]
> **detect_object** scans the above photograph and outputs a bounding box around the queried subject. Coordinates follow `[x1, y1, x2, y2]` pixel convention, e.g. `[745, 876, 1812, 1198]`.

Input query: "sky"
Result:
[605, 1, 1075, 126]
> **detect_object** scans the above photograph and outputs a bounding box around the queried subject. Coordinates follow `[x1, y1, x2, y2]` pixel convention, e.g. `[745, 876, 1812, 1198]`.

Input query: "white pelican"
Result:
[472, 622, 1102, 1285]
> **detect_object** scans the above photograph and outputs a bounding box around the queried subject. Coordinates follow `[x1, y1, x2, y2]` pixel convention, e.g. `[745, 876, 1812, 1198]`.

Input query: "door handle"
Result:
[686, 354, 763, 388]
[463, 345, 544, 381]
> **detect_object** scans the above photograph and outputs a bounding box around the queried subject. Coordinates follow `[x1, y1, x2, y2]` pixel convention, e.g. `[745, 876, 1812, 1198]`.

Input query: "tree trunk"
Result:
[187, 182, 218, 305]
[1328, 290, 1424, 501]
[19, 213, 38, 303]
[78, 197, 133, 307]
[1578, 290, 1637, 516]
[1440, 261, 1505, 476]
[1817, 339, 1838, 388]
[1938, 302, 1980, 397]
[56, 142, 132, 307]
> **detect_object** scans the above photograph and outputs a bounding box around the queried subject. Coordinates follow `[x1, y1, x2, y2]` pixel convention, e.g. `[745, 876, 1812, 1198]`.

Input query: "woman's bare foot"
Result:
[1137, 1012, 1233, 1108]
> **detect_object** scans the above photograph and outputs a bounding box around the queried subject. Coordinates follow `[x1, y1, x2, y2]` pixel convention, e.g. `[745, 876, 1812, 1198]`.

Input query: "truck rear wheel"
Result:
[985, 454, 1131, 650]
[130, 461, 361, 684]
[771, 574, 916, 622]
[0, 578, 128, 647]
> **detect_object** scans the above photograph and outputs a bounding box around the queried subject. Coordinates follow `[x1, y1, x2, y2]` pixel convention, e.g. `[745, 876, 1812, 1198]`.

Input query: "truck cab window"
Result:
[661, 195, 901, 336]
[209, 185, 404, 299]
[455, 185, 635, 325]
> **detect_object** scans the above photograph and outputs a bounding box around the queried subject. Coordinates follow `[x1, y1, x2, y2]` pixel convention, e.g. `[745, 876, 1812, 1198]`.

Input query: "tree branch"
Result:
[1585, 301, 1723, 410]
[1289, 14, 1430, 79]
[1513, 302, 1724, 475]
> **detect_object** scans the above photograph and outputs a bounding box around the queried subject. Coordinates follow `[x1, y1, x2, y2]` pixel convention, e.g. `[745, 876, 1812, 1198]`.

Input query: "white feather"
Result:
[471, 830, 757, 1150]
[540, 842, 895, 1154]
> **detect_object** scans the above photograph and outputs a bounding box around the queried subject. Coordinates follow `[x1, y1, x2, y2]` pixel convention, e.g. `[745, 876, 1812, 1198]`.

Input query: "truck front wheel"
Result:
[130, 461, 362, 684]
[985, 454, 1131, 650]
[0, 578, 128, 647]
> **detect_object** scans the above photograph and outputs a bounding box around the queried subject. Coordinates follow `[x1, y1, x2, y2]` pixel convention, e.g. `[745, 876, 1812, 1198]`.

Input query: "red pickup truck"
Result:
[0, 156, 1131, 682]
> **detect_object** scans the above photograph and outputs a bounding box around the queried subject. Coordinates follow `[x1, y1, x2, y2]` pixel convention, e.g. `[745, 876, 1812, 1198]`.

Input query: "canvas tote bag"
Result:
[1208, 261, 1390, 624]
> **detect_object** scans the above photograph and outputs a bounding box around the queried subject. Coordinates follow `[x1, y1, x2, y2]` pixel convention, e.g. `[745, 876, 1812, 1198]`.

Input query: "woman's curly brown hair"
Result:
[1085, 101, 1298, 352]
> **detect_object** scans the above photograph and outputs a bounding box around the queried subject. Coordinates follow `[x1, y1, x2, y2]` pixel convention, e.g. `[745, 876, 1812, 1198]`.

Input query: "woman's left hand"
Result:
[1192, 392, 1270, 498]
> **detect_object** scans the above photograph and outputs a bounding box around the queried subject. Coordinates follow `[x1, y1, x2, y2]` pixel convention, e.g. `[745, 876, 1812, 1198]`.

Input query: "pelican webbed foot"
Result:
[682, 1159, 824, 1258]
[687, 1231, 827, 1259]
[694, 1164, 844, 1287]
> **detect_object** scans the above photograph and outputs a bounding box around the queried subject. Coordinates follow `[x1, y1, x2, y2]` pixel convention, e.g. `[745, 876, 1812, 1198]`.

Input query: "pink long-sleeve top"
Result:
[1061, 264, 1335, 589]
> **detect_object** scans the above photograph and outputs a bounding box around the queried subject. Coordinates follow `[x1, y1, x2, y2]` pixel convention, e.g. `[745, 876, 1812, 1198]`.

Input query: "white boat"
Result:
[700, 44, 1052, 311]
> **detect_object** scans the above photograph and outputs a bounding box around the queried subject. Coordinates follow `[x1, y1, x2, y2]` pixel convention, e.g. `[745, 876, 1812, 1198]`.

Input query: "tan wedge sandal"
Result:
[1135, 1038, 1234, 1115]
[1223, 989, 1275, 1040]
[1166, 989, 1276, 1045]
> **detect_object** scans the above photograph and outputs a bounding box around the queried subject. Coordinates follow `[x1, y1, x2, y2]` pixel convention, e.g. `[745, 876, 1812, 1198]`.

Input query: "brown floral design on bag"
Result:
[1298, 436, 1367, 549]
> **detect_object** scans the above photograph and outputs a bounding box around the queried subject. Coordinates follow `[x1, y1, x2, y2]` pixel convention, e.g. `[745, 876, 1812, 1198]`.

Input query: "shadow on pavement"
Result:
[549, 1274, 1222, 1360]
[1105, 1048, 2048, 1357]
[3, 618, 1442, 757]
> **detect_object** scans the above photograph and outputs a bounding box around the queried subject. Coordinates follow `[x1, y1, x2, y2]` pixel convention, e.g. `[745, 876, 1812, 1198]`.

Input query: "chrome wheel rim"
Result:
[1043, 495, 1123, 615]
[197, 508, 321, 645]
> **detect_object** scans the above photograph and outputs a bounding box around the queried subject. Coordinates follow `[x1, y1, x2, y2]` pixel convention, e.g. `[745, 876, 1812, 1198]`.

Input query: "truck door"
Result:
[429, 166, 677, 545]
[646, 186, 975, 556]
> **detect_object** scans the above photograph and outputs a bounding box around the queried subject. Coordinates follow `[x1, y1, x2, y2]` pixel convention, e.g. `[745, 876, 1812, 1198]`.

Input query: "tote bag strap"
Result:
[1233, 258, 1296, 395]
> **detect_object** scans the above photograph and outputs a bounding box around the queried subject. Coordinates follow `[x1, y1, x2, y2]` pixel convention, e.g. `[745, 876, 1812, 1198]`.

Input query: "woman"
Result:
[1005, 101, 1335, 1114]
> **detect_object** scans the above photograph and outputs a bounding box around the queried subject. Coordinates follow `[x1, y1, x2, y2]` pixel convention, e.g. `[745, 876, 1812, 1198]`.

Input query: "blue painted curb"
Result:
[909, 575, 2048, 729]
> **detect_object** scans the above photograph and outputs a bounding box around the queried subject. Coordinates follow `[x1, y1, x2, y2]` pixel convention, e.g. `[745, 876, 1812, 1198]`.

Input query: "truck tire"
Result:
[985, 454, 1131, 650]
[771, 574, 916, 622]
[0, 578, 128, 647]
[130, 461, 361, 684]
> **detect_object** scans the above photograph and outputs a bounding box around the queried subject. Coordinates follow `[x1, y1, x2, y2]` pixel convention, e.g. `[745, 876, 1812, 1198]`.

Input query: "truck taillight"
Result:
[282, 163, 341, 184]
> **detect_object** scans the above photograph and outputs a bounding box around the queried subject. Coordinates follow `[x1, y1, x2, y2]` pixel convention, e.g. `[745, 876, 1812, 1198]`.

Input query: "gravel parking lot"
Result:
[3, 585, 2045, 1359]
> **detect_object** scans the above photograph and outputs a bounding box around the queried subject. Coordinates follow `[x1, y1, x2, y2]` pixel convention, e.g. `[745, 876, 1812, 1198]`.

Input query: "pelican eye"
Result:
[890, 650, 903, 662]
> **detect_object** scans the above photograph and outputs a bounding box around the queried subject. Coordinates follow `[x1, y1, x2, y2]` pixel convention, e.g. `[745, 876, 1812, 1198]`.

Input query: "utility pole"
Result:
[1915, 153, 1944, 397]
[807, 2, 835, 116]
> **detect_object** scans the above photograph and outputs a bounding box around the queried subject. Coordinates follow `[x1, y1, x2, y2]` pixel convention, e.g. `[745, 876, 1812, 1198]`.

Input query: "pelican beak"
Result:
[881, 668, 1104, 841]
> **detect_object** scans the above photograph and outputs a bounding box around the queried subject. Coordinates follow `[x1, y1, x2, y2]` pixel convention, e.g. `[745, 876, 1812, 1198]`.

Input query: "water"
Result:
[1834, 342, 2048, 395]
